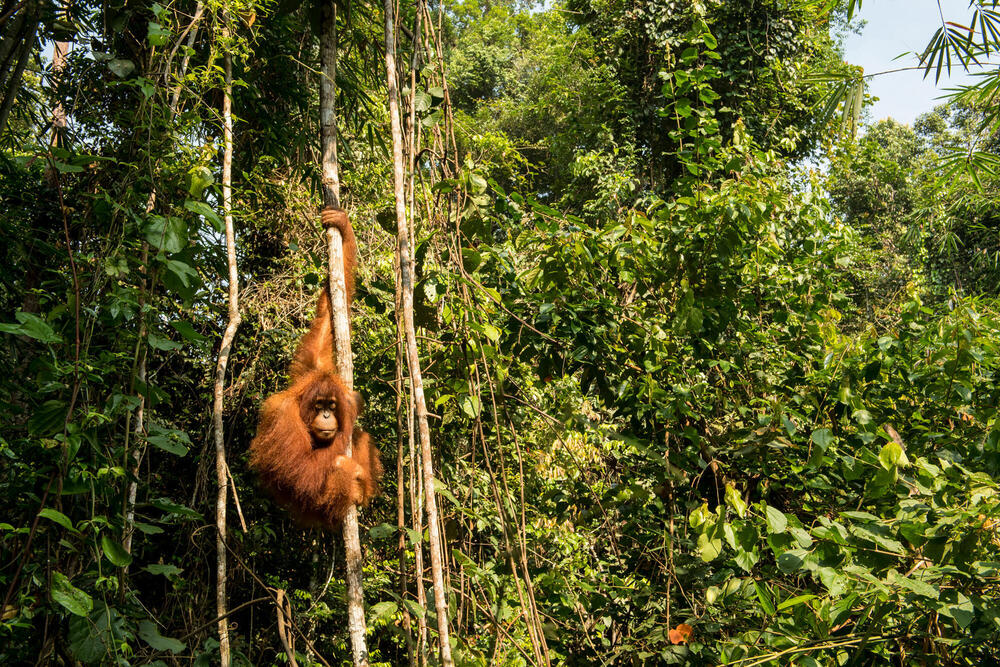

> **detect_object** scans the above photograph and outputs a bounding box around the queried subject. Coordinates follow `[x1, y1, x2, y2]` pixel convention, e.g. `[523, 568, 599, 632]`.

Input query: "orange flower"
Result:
[668, 623, 694, 644]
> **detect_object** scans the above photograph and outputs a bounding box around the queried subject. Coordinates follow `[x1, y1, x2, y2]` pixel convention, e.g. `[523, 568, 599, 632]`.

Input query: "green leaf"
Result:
[369, 523, 395, 539]
[151, 498, 201, 518]
[777, 594, 817, 611]
[764, 505, 787, 534]
[850, 524, 906, 553]
[810, 428, 835, 452]
[0, 312, 62, 343]
[734, 548, 760, 572]
[135, 521, 164, 535]
[187, 166, 215, 198]
[148, 333, 183, 351]
[147, 22, 172, 47]
[68, 605, 125, 661]
[369, 601, 398, 621]
[51, 572, 93, 616]
[144, 216, 187, 254]
[461, 247, 483, 272]
[402, 598, 426, 618]
[697, 532, 723, 562]
[879, 441, 909, 470]
[170, 320, 209, 343]
[108, 59, 135, 78]
[164, 259, 199, 288]
[184, 200, 223, 232]
[413, 89, 432, 112]
[39, 508, 78, 533]
[432, 478, 460, 507]
[146, 423, 191, 457]
[776, 549, 807, 574]
[138, 620, 186, 653]
[725, 483, 747, 518]
[144, 564, 183, 578]
[101, 535, 132, 567]
[460, 395, 481, 418]
[754, 580, 775, 615]
[689, 503, 714, 531]
[481, 322, 501, 343]
[934, 592, 975, 629]
[852, 409, 873, 425]
[891, 572, 939, 600]
[790, 527, 813, 548]
[68, 614, 106, 662]
[421, 108, 443, 128]
[28, 400, 69, 435]
[469, 172, 487, 194]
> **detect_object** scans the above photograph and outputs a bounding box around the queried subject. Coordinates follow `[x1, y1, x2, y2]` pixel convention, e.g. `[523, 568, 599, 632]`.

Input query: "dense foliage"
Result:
[1, 0, 999, 665]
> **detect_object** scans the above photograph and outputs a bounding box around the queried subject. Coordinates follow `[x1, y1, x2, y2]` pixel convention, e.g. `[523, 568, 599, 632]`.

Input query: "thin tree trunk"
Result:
[320, 4, 368, 665]
[409, 386, 428, 667]
[319, 2, 341, 211]
[122, 339, 146, 556]
[383, 0, 453, 663]
[395, 316, 415, 666]
[212, 26, 240, 667]
[402, 29, 428, 661]
[123, 239, 151, 559]
[397, 30, 419, 651]
[49, 35, 68, 144]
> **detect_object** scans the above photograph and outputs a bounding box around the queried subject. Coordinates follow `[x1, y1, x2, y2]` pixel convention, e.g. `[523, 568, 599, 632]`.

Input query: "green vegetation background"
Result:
[1, 0, 999, 664]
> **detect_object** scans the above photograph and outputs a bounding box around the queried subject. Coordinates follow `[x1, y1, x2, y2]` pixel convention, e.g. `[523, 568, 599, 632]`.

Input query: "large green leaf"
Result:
[101, 535, 132, 567]
[39, 508, 78, 534]
[51, 572, 93, 617]
[138, 620, 186, 653]
[144, 216, 187, 254]
[764, 506, 787, 534]
[0, 312, 62, 343]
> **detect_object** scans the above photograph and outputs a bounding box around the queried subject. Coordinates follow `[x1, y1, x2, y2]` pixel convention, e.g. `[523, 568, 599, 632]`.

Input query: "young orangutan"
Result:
[249, 210, 381, 528]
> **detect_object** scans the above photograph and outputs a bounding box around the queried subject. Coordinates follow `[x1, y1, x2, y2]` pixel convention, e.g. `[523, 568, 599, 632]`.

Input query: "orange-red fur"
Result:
[320, 207, 356, 309]
[249, 287, 382, 528]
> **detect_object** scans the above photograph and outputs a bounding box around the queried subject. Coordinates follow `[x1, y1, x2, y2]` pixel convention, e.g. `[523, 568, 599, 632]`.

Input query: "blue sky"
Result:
[844, 0, 989, 125]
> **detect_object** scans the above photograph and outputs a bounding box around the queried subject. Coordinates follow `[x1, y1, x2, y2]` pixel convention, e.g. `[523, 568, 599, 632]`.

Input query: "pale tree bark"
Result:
[409, 384, 429, 667]
[212, 18, 241, 666]
[395, 323, 415, 667]
[402, 20, 429, 664]
[50, 37, 68, 144]
[320, 4, 368, 665]
[383, 0, 453, 663]
[122, 314, 147, 557]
